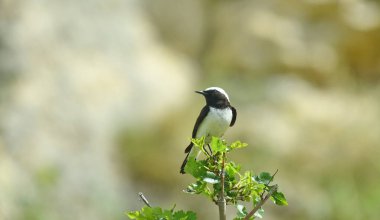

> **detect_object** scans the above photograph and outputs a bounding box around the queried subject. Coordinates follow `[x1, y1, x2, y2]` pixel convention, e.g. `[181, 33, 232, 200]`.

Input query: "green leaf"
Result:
[144, 207, 163, 218]
[173, 210, 197, 220]
[203, 171, 219, 184]
[236, 204, 247, 218]
[126, 210, 140, 219]
[254, 207, 264, 218]
[127, 206, 197, 220]
[191, 137, 208, 155]
[234, 204, 255, 220]
[229, 141, 248, 151]
[225, 162, 241, 178]
[185, 180, 207, 194]
[210, 136, 227, 153]
[191, 137, 205, 148]
[186, 211, 197, 220]
[184, 157, 207, 178]
[271, 191, 288, 206]
[253, 172, 272, 185]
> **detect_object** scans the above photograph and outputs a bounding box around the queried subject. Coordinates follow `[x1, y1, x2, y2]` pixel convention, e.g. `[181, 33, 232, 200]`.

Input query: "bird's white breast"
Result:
[196, 107, 233, 143]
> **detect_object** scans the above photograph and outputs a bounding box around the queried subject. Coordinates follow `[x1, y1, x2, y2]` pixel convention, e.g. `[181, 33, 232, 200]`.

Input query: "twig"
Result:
[218, 153, 226, 220]
[138, 192, 151, 207]
[260, 169, 279, 200]
[269, 169, 279, 184]
[243, 185, 278, 220]
[170, 204, 177, 212]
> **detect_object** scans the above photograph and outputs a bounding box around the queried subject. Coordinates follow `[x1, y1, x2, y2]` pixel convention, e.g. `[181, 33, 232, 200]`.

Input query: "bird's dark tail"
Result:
[180, 142, 193, 174]
[180, 152, 190, 174]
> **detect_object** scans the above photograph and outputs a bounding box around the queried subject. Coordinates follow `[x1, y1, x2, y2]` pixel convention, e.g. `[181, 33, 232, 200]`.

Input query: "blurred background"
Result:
[1, 0, 380, 219]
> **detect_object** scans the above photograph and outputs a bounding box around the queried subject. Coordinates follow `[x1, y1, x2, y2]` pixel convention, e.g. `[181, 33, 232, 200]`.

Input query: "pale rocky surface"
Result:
[1, 0, 380, 219]
[0, 0, 194, 219]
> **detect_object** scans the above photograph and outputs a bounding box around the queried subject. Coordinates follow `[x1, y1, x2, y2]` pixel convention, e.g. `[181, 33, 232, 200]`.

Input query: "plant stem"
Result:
[218, 153, 226, 220]
[138, 192, 151, 207]
[243, 185, 278, 220]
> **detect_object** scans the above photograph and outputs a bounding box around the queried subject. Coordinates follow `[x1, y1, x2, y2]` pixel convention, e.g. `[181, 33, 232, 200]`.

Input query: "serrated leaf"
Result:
[173, 210, 197, 220]
[225, 162, 240, 178]
[210, 136, 227, 153]
[271, 191, 288, 206]
[146, 207, 163, 218]
[184, 157, 207, 178]
[173, 210, 186, 219]
[192, 137, 207, 155]
[126, 210, 140, 219]
[127, 206, 197, 220]
[186, 212, 197, 220]
[253, 172, 272, 185]
[229, 141, 248, 151]
[191, 137, 205, 148]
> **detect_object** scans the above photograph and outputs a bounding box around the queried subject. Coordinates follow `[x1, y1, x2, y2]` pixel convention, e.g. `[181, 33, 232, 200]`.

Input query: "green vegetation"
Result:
[127, 206, 196, 220]
[127, 137, 287, 219]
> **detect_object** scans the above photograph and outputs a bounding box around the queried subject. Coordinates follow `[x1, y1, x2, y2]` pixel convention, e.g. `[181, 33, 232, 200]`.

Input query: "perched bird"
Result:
[180, 87, 237, 174]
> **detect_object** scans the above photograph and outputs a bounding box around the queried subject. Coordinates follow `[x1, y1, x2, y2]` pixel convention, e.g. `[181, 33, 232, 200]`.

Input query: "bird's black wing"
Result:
[182, 106, 209, 173]
[192, 106, 209, 138]
[230, 106, 237, 127]
[184, 106, 209, 153]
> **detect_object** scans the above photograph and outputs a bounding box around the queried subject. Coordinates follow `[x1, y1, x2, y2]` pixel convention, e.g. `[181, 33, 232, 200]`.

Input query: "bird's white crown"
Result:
[204, 87, 230, 101]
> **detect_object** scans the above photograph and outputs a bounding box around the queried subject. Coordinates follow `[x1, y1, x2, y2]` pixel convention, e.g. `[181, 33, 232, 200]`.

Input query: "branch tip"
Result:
[138, 192, 151, 207]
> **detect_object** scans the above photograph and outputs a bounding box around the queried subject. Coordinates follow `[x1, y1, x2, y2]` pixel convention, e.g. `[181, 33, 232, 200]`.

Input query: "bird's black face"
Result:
[196, 89, 230, 108]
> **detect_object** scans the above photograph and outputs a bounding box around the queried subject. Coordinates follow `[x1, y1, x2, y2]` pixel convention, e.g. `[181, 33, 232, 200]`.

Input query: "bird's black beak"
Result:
[195, 90, 205, 95]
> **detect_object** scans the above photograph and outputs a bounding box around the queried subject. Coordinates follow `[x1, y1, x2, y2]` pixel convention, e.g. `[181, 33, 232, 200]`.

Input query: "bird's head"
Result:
[196, 87, 230, 108]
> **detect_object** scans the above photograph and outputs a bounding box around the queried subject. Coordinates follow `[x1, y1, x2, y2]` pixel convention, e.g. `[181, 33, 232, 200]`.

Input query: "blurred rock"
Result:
[1, 0, 380, 219]
[0, 0, 194, 219]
